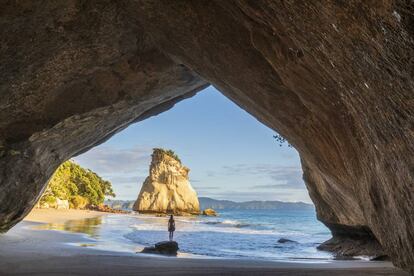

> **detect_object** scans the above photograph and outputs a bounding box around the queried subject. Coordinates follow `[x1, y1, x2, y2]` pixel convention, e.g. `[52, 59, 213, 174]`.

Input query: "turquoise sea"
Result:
[39, 209, 336, 261]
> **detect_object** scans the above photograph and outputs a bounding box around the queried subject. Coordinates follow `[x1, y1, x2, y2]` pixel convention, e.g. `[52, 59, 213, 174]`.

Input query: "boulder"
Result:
[39, 202, 49, 209]
[133, 149, 200, 215]
[55, 198, 69, 210]
[277, 238, 298, 244]
[202, 208, 217, 216]
[141, 241, 179, 256]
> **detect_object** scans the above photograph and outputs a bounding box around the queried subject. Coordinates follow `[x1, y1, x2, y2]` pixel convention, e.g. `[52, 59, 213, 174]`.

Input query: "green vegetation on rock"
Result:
[153, 148, 181, 163]
[39, 160, 115, 209]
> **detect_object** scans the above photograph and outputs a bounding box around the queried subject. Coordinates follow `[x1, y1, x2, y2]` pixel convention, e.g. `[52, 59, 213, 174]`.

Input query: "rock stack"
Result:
[133, 149, 200, 215]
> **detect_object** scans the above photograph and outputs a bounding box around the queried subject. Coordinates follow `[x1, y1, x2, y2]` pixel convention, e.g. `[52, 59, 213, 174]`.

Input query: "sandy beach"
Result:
[0, 209, 408, 276]
[24, 208, 107, 224]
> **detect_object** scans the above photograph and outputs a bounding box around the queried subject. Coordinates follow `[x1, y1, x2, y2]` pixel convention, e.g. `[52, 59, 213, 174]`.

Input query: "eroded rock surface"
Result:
[0, 0, 413, 272]
[141, 241, 179, 256]
[133, 149, 200, 215]
[202, 208, 218, 217]
[0, 1, 207, 231]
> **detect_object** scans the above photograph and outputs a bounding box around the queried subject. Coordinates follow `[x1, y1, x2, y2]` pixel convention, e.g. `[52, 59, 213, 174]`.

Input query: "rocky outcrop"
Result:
[0, 1, 413, 272]
[277, 238, 298, 244]
[89, 204, 129, 214]
[36, 198, 68, 209]
[202, 208, 217, 217]
[133, 149, 200, 215]
[55, 199, 69, 210]
[318, 234, 385, 258]
[141, 241, 179, 256]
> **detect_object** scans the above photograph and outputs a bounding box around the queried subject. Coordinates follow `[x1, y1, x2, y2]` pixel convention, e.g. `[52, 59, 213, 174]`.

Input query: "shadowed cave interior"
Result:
[0, 1, 413, 273]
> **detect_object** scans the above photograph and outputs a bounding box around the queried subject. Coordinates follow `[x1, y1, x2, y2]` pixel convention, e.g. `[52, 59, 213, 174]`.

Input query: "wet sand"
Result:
[0, 209, 408, 275]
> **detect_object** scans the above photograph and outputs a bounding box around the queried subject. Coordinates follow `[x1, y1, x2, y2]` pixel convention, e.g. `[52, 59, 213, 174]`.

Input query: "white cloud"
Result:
[200, 189, 311, 203]
[220, 164, 305, 189]
[73, 145, 153, 200]
[73, 145, 152, 174]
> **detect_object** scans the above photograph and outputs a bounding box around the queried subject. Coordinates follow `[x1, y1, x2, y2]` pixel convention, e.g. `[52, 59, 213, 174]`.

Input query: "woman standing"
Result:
[168, 215, 175, 241]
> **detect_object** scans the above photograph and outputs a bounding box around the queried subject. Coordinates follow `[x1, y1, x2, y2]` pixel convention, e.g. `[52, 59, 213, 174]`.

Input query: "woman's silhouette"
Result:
[168, 215, 175, 241]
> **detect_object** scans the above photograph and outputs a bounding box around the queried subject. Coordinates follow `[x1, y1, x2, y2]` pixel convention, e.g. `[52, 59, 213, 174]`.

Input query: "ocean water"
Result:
[37, 209, 334, 261]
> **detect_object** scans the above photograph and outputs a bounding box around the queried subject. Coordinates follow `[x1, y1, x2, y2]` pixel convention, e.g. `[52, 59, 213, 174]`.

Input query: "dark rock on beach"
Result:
[277, 238, 298, 244]
[141, 241, 179, 256]
[317, 233, 385, 258]
[371, 255, 391, 261]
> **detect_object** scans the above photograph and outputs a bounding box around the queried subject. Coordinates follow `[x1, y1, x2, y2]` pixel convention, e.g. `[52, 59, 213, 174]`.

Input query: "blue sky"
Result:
[74, 86, 311, 203]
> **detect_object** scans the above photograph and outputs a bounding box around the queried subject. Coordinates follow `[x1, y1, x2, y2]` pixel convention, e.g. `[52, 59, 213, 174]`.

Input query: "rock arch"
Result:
[0, 0, 413, 272]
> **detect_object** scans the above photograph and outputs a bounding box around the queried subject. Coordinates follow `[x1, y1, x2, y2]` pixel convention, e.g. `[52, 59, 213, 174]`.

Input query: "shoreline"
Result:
[0, 209, 408, 275]
[24, 208, 108, 224]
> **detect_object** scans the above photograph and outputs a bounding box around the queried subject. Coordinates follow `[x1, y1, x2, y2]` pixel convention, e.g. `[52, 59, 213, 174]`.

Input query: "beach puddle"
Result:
[33, 216, 103, 238]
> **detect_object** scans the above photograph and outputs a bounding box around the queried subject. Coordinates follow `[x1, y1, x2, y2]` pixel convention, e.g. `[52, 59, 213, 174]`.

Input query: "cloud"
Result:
[193, 186, 220, 190]
[73, 145, 152, 174]
[108, 175, 146, 185]
[206, 170, 216, 177]
[210, 190, 292, 198]
[252, 184, 291, 189]
[72, 145, 153, 200]
[220, 164, 305, 189]
[200, 190, 311, 203]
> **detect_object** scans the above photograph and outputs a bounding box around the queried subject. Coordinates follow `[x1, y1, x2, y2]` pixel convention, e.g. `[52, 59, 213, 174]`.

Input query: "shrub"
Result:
[39, 160, 115, 209]
[71, 195, 89, 209]
[153, 148, 181, 163]
[43, 195, 57, 205]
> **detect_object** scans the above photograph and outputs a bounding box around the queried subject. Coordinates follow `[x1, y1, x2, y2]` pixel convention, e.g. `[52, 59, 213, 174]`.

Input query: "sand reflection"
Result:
[34, 216, 103, 238]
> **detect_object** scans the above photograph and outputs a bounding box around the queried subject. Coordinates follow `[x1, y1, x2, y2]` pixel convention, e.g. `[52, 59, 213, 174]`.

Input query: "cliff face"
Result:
[0, 0, 207, 232]
[133, 150, 200, 215]
[0, 1, 413, 272]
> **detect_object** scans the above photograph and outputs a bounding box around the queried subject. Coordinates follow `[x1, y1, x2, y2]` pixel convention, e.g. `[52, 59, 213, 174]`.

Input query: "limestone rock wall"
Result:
[0, 0, 413, 272]
[132, 1, 414, 271]
[133, 150, 200, 215]
[0, 0, 207, 231]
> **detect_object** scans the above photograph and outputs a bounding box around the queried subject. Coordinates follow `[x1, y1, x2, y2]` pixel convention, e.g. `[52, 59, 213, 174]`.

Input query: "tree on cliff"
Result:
[39, 161, 115, 208]
[153, 148, 181, 163]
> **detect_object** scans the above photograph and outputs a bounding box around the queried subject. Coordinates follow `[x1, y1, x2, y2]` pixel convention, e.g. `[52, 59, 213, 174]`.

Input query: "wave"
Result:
[203, 219, 251, 228]
[126, 213, 328, 238]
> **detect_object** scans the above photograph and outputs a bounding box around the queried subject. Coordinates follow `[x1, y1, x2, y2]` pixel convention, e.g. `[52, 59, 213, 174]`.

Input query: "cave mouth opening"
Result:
[31, 85, 334, 261]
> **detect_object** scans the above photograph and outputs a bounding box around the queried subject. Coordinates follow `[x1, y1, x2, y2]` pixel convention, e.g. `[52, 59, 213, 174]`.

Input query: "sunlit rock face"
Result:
[133, 149, 200, 215]
[0, 0, 413, 272]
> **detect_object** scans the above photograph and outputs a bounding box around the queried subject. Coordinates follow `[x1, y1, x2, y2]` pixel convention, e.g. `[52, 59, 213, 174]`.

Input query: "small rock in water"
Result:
[141, 241, 179, 256]
[202, 208, 218, 216]
[277, 238, 298, 244]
